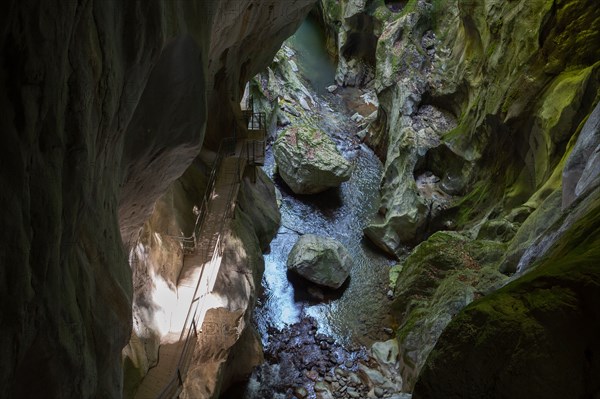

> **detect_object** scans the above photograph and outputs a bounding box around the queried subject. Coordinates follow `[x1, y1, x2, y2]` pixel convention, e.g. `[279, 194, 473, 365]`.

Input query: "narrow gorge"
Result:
[1, 1, 599, 399]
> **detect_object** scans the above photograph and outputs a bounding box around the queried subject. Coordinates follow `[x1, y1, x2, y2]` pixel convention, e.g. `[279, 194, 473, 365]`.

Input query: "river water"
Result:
[226, 16, 394, 398]
[285, 16, 336, 96]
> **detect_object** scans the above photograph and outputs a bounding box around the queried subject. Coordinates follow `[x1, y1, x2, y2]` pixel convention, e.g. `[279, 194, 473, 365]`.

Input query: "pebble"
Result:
[305, 369, 319, 381]
[348, 373, 361, 385]
[294, 387, 308, 398]
[251, 317, 407, 398]
[314, 381, 328, 392]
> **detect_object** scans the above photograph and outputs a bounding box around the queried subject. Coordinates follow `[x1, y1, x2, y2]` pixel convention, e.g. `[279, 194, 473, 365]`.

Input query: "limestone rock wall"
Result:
[414, 181, 600, 398]
[364, 0, 600, 255]
[122, 156, 211, 397]
[316, 0, 377, 86]
[317, 0, 600, 395]
[0, 3, 205, 397]
[203, 1, 317, 150]
[0, 1, 312, 397]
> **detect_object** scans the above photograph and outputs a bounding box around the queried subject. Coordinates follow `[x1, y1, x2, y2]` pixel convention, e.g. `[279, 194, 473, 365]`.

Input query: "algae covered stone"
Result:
[287, 234, 352, 289]
[390, 231, 507, 391]
[413, 195, 600, 399]
[274, 123, 352, 194]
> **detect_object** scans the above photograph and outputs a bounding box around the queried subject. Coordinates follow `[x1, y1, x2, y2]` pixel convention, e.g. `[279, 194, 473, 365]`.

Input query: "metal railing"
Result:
[243, 111, 266, 132]
[245, 138, 265, 166]
[156, 139, 242, 399]
[242, 109, 266, 166]
[168, 137, 236, 254]
[148, 109, 266, 398]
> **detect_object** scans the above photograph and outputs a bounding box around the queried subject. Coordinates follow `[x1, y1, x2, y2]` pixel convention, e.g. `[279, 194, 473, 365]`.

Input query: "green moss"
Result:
[391, 230, 508, 388]
[414, 189, 600, 398]
[397, 307, 428, 345]
[389, 263, 404, 287]
[450, 181, 494, 229]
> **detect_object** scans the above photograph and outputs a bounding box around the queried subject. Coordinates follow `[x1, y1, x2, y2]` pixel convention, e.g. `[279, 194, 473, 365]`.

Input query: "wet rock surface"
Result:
[287, 234, 352, 289]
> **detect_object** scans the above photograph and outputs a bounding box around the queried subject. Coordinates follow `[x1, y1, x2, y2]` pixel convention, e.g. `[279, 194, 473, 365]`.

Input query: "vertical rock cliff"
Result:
[317, 0, 600, 395]
[0, 1, 312, 397]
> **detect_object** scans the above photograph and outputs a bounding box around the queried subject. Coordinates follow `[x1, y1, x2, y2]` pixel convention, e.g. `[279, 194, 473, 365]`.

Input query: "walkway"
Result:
[135, 128, 265, 398]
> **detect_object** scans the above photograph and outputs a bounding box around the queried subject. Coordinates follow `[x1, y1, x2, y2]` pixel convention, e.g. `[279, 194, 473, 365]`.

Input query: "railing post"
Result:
[177, 369, 183, 386]
[192, 319, 198, 337]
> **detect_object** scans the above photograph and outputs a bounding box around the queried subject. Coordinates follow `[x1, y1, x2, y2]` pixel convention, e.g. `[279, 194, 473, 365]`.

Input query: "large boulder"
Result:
[287, 234, 352, 289]
[274, 123, 352, 194]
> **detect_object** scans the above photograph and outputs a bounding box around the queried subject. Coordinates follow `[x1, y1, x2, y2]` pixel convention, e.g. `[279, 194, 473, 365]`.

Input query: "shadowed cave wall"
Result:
[0, 1, 314, 397]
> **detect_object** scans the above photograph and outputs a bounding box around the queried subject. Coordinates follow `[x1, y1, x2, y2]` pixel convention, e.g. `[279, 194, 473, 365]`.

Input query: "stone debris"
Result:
[241, 318, 410, 399]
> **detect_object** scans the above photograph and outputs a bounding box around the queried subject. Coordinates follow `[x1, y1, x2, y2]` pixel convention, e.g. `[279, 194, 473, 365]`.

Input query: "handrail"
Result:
[243, 108, 266, 167]
[154, 136, 244, 399]
[167, 137, 236, 254]
[148, 109, 265, 398]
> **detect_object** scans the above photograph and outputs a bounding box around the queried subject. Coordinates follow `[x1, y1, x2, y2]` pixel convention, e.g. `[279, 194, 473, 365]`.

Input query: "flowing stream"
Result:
[257, 133, 392, 346]
[226, 17, 394, 398]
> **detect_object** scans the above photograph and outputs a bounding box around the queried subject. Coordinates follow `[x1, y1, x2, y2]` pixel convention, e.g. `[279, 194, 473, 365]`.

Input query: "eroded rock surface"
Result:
[315, 2, 600, 396]
[180, 168, 280, 398]
[320, 0, 600, 254]
[0, 0, 314, 397]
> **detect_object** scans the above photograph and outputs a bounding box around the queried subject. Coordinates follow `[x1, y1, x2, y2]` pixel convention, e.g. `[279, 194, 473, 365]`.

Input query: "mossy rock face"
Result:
[249, 45, 318, 141]
[274, 123, 352, 194]
[499, 190, 563, 274]
[362, 0, 600, 249]
[391, 231, 507, 391]
[413, 187, 600, 399]
[317, 0, 378, 86]
[476, 218, 518, 242]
